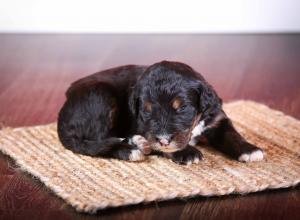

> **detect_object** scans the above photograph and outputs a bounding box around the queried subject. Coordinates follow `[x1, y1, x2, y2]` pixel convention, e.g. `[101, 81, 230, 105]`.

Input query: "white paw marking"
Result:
[193, 157, 200, 164]
[186, 156, 201, 165]
[132, 135, 147, 146]
[131, 135, 151, 154]
[128, 149, 145, 161]
[189, 120, 206, 146]
[238, 150, 264, 162]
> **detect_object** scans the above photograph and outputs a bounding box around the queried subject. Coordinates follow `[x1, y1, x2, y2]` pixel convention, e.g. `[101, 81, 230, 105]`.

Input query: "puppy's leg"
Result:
[204, 112, 264, 162]
[164, 146, 203, 165]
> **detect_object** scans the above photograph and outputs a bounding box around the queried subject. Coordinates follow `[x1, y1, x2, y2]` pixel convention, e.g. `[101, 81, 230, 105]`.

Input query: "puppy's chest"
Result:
[188, 120, 207, 146]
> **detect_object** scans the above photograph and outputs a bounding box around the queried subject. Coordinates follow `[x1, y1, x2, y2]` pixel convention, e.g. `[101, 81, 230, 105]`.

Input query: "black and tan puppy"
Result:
[57, 61, 264, 165]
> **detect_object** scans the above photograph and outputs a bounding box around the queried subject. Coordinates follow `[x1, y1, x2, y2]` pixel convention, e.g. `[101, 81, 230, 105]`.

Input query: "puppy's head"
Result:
[129, 61, 221, 153]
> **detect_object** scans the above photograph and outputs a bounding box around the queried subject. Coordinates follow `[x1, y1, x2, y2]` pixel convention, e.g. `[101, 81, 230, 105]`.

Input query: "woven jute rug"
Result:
[0, 101, 299, 213]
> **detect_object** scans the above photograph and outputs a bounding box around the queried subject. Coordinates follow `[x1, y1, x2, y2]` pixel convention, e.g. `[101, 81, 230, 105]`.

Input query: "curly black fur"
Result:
[57, 61, 263, 164]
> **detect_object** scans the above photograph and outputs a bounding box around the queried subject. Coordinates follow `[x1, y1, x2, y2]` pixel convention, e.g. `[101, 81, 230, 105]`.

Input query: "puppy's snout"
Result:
[159, 138, 169, 145]
[156, 135, 172, 146]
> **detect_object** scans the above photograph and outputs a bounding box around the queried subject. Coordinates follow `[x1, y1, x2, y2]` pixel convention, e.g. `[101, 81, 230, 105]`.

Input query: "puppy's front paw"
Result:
[130, 135, 152, 155]
[166, 146, 203, 165]
[238, 142, 264, 162]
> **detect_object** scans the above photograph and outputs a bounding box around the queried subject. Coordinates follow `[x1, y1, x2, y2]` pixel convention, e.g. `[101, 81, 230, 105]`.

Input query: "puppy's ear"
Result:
[129, 86, 140, 118]
[196, 81, 222, 116]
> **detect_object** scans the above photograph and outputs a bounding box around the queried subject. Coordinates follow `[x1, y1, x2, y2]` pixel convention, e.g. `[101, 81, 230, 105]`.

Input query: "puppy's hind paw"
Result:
[112, 144, 146, 162]
[130, 135, 152, 155]
[128, 149, 145, 161]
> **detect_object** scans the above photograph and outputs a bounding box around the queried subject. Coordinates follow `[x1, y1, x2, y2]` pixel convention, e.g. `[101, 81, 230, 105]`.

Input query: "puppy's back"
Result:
[66, 65, 147, 98]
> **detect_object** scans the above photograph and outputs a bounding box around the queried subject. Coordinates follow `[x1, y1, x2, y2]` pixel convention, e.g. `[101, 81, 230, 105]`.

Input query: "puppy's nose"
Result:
[156, 135, 171, 145]
[159, 138, 169, 145]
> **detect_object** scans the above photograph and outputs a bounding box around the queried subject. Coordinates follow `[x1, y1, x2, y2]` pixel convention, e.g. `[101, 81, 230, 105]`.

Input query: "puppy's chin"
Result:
[150, 142, 185, 153]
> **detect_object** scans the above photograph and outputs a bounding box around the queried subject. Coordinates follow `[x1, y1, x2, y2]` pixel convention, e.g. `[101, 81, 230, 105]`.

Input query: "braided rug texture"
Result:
[0, 101, 299, 213]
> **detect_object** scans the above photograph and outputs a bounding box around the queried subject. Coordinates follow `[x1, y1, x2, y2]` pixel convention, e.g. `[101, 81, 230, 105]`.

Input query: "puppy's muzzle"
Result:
[156, 135, 172, 146]
[151, 135, 185, 153]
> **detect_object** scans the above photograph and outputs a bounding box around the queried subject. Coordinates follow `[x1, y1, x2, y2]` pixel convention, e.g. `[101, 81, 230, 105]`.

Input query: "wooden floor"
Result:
[0, 34, 299, 220]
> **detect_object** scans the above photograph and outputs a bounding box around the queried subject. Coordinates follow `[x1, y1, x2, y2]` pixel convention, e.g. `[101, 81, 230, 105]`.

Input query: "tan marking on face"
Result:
[144, 101, 152, 112]
[171, 97, 183, 110]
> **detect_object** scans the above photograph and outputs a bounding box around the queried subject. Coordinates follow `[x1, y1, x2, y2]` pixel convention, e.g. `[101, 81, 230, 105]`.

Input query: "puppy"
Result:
[57, 61, 264, 165]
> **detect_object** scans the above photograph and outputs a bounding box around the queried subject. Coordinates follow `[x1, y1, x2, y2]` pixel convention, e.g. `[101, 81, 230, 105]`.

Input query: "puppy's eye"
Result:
[144, 101, 152, 112]
[175, 105, 188, 114]
[178, 105, 187, 111]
